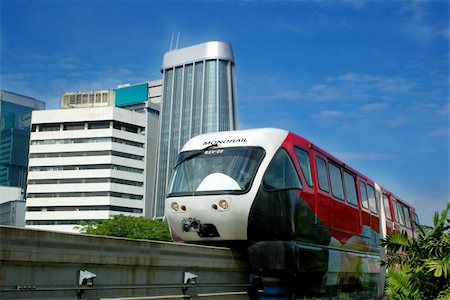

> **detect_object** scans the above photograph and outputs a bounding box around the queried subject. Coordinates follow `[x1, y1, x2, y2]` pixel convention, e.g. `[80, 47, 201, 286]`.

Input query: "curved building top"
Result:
[162, 41, 234, 70]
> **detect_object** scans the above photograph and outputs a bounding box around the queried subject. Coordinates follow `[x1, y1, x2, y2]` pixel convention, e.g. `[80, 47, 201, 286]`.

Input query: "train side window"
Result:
[367, 185, 378, 214]
[344, 171, 358, 206]
[383, 193, 392, 220]
[402, 204, 411, 228]
[359, 181, 369, 209]
[393, 200, 405, 226]
[315, 157, 330, 192]
[263, 148, 302, 191]
[329, 163, 344, 201]
[412, 212, 420, 225]
[392, 200, 400, 224]
[294, 147, 313, 187]
[398, 203, 406, 226]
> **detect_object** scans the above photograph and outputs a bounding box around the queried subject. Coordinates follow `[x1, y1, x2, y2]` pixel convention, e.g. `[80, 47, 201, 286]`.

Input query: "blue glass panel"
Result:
[115, 83, 148, 107]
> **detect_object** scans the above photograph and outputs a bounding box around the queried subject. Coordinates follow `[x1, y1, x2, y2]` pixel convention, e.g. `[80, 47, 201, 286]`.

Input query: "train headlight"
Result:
[218, 199, 229, 210]
[171, 202, 180, 212]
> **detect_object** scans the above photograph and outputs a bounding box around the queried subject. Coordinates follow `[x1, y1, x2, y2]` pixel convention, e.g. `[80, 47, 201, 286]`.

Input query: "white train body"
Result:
[164, 128, 288, 242]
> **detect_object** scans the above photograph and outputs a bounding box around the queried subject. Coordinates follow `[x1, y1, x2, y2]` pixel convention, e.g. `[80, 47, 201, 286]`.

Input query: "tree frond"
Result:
[385, 270, 421, 300]
[436, 286, 450, 300]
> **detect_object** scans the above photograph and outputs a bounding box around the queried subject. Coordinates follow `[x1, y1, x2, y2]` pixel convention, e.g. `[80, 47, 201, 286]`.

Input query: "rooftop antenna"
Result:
[169, 33, 175, 51]
[175, 32, 180, 49]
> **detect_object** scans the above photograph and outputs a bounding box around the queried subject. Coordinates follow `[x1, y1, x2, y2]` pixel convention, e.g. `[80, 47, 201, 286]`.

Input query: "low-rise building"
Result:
[25, 106, 146, 232]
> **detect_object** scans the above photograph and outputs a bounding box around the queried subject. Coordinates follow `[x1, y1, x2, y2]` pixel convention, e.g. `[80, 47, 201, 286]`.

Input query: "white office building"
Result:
[25, 107, 146, 233]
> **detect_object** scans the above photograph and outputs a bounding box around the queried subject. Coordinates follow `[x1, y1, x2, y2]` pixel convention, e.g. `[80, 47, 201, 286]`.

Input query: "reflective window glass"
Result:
[344, 171, 358, 206]
[263, 149, 302, 191]
[294, 147, 313, 186]
[359, 181, 369, 209]
[383, 194, 392, 220]
[329, 164, 344, 200]
[402, 204, 411, 228]
[367, 185, 378, 214]
[315, 157, 329, 192]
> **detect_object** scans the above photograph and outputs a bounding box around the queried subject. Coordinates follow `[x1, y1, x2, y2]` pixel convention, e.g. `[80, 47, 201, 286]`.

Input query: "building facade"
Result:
[25, 107, 147, 232]
[0, 186, 25, 226]
[60, 90, 114, 109]
[0, 90, 45, 193]
[154, 41, 237, 217]
[114, 80, 162, 218]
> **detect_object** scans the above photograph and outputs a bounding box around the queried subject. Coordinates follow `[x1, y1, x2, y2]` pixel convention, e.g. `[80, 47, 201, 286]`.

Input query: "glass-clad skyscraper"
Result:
[0, 90, 45, 193]
[154, 41, 237, 217]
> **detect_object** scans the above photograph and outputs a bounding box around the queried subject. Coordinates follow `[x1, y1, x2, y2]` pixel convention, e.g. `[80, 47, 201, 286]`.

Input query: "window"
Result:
[359, 181, 369, 209]
[402, 204, 411, 228]
[88, 121, 110, 129]
[412, 212, 420, 225]
[315, 157, 329, 192]
[329, 163, 344, 200]
[367, 185, 377, 214]
[383, 194, 392, 220]
[392, 200, 400, 223]
[64, 122, 85, 130]
[40, 124, 60, 131]
[169, 147, 265, 195]
[294, 147, 313, 186]
[398, 203, 406, 225]
[113, 121, 141, 133]
[263, 148, 302, 191]
[393, 200, 405, 225]
[344, 171, 358, 206]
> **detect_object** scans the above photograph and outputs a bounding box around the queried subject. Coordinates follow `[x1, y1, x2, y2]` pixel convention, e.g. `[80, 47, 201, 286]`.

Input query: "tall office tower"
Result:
[25, 107, 146, 233]
[0, 90, 45, 193]
[154, 41, 237, 217]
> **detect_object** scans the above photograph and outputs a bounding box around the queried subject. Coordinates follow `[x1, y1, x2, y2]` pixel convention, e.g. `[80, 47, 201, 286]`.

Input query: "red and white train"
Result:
[165, 128, 418, 298]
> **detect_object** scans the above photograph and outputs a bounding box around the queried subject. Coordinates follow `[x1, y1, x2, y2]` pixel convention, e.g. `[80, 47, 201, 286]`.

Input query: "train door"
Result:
[367, 183, 380, 247]
[381, 192, 394, 236]
[374, 184, 387, 300]
[358, 180, 372, 248]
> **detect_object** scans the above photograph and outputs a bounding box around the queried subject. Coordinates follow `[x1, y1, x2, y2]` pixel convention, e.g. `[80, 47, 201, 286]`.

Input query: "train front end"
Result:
[164, 128, 287, 243]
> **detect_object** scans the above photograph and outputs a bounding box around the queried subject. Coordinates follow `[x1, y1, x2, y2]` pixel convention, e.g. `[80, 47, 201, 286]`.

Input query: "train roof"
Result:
[180, 127, 290, 152]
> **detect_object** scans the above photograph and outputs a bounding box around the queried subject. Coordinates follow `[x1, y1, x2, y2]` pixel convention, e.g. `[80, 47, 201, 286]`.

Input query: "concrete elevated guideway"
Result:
[0, 226, 252, 299]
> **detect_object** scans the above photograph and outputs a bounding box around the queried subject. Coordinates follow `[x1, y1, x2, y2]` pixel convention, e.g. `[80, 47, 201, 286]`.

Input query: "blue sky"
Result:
[1, 0, 448, 225]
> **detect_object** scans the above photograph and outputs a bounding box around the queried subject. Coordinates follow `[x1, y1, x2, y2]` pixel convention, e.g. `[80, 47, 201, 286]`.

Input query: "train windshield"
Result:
[168, 147, 265, 196]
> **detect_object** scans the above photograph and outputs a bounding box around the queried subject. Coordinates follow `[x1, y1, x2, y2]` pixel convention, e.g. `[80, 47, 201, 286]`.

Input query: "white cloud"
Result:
[316, 110, 344, 118]
[342, 0, 366, 9]
[328, 73, 416, 93]
[1, 50, 156, 108]
[428, 127, 449, 137]
[437, 104, 450, 117]
[359, 102, 387, 112]
[399, 0, 447, 44]
[386, 116, 412, 128]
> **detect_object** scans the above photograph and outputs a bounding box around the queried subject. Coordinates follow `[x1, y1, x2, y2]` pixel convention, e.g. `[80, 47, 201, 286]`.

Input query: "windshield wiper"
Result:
[174, 143, 219, 168]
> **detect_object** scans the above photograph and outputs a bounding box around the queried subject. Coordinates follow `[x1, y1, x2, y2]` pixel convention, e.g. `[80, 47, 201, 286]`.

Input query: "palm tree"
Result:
[381, 202, 450, 300]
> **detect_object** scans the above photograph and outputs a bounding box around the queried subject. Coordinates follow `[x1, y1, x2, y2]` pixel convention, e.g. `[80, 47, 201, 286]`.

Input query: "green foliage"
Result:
[381, 202, 450, 300]
[75, 215, 172, 242]
[385, 269, 421, 300]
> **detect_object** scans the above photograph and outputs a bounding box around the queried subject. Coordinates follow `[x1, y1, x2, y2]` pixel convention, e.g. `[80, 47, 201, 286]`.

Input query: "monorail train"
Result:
[165, 128, 418, 298]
